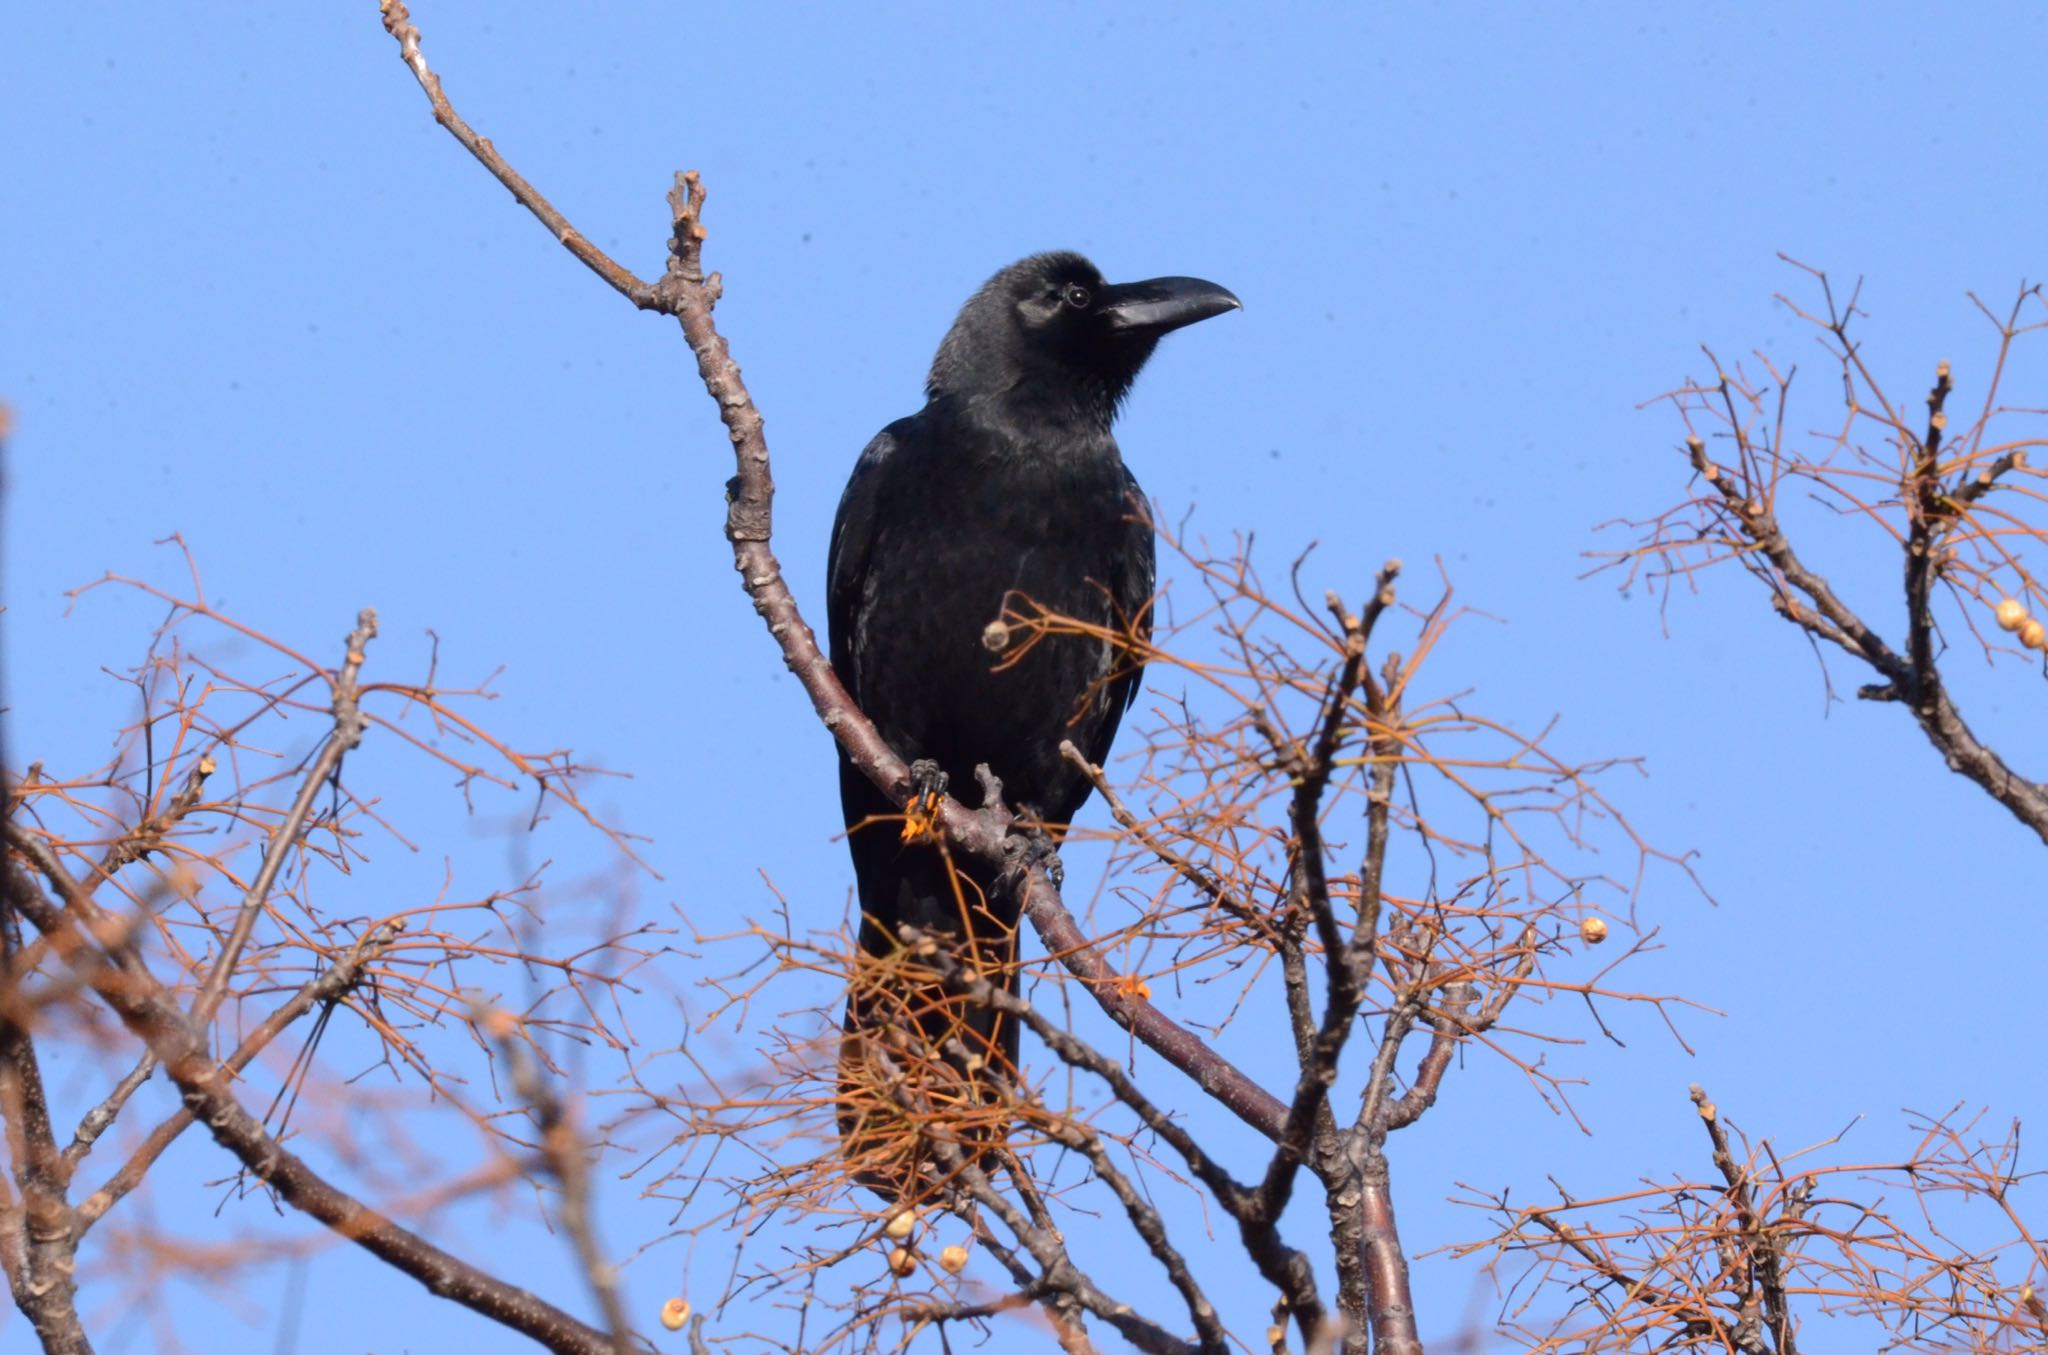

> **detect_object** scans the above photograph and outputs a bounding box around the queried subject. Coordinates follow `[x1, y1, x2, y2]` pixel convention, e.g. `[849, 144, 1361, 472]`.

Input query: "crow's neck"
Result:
[931, 387, 1123, 467]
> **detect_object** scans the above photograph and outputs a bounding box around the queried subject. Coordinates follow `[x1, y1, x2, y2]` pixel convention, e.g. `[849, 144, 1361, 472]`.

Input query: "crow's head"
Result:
[927, 252, 1239, 424]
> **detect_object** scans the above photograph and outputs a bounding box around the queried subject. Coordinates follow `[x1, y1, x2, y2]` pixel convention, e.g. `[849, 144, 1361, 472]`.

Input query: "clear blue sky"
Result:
[6, 4, 2045, 1351]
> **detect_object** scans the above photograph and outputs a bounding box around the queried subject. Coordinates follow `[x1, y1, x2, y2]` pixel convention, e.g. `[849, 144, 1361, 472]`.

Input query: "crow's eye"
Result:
[1061, 283, 1092, 310]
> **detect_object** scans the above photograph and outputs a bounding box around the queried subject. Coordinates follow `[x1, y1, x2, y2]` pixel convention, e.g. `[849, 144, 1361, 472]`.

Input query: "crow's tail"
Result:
[836, 768, 1022, 1198]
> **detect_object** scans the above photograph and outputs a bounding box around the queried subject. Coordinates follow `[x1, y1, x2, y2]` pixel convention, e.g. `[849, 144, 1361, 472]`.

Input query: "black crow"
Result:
[828, 252, 1239, 1098]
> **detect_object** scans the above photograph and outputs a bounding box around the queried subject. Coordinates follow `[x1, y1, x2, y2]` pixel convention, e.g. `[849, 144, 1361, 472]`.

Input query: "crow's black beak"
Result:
[1098, 276, 1242, 336]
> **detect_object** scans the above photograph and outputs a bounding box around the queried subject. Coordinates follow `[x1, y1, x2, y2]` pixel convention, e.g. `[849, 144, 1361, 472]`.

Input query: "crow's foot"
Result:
[1002, 809, 1065, 891]
[899, 759, 949, 843]
[964, 764, 1064, 890]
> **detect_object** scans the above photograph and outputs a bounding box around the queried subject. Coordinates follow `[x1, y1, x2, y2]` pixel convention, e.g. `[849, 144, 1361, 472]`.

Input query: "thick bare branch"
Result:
[76, 922, 399, 1229]
[5, 823, 624, 1355]
[0, 882, 92, 1355]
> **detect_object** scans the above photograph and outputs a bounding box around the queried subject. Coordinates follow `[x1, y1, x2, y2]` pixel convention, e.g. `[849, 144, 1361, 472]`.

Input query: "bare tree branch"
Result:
[0, 878, 91, 1355]
[191, 607, 376, 1026]
[483, 1004, 638, 1355]
[0, 861, 631, 1355]
[1603, 268, 2048, 844]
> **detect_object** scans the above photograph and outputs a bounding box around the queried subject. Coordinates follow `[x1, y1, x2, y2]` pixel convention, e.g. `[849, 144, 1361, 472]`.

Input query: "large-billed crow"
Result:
[828, 252, 1239, 1092]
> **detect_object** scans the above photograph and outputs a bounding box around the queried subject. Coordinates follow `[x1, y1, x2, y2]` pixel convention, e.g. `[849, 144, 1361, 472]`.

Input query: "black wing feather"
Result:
[1112, 466, 1157, 722]
[826, 424, 903, 703]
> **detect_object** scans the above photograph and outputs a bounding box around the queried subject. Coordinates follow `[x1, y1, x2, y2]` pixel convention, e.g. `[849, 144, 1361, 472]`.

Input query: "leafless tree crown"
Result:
[1, 11, 2041, 1355]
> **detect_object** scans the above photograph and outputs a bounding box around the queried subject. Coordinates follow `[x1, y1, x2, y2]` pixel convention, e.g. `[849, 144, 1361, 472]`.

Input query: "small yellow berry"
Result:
[2022, 618, 2048, 651]
[939, 1244, 970, 1273]
[659, 1298, 691, 1331]
[1579, 917, 1609, 945]
[1995, 598, 2027, 632]
[888, 1246, 917, 1276]
[884, 1210, 917, 1240]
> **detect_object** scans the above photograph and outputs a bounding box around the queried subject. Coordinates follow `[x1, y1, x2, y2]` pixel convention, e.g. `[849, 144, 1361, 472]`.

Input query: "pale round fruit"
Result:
[1995, 598, 2027, 632]
[939, 1244, 970, 1273]
[1579, 917, 1609, 945]
[659, 1298, 691, 1331]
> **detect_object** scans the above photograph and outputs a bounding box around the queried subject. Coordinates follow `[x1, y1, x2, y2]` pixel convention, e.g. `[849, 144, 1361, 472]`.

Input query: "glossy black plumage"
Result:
[829, 252, 1239, 1076]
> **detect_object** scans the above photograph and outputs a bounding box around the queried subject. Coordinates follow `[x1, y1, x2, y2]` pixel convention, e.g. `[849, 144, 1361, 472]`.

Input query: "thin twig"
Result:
[481, 1004, 637, 1355]
[191, 607, 377, 1026]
